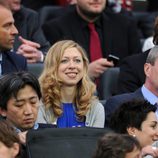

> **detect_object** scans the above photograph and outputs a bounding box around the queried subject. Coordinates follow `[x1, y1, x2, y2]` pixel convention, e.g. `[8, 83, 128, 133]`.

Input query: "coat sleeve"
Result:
[118, 56, 141, 93]
[86, 101, 105, 128]
[37, 104, 48, 124]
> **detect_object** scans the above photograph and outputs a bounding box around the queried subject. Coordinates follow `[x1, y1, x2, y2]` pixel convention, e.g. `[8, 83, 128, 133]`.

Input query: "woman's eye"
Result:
[60, 59, 68, 63]
[75, 59, 81, 63]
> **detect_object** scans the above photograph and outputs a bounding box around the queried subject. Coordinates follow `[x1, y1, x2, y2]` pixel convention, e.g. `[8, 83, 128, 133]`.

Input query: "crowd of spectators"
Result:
[0, 0, 158, 158]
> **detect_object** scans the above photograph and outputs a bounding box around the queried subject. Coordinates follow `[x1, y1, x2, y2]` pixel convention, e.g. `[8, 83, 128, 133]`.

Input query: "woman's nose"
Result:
[68, 60, 75, 68]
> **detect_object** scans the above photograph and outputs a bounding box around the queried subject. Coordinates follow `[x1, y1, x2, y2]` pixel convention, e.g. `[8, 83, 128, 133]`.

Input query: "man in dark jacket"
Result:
[0, 3, 27, 74]
[1, 0, 50, 63]
[118, 16, 158, 94]
[105, 46, 158, 127]
[43, 0, 142, 79]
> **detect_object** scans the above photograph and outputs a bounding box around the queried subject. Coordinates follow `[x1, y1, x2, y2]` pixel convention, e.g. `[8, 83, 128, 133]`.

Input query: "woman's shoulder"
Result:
[37, 101, 56, 124]
[90, 99, 104, 110]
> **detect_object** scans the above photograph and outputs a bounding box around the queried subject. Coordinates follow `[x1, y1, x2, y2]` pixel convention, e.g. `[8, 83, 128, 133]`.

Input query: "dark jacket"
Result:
[43, 7, 142, 61]
[13, 6, 50, 55]
[118, 50, 149, 94]
[2, 51, 27, 74]
[104, 88, 144, 127]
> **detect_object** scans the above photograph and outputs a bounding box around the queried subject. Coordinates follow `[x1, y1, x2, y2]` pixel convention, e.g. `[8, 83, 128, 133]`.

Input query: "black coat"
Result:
[118, 50, 149, 94]
[2, 51, 27, 74]
[13, 6, 50, 55]
[104, 88, 144, 127]
[43, 7, 142, 61]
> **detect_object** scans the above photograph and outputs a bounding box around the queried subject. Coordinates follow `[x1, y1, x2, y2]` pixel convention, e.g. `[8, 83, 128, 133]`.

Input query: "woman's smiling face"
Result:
[58, 47, 84, 87]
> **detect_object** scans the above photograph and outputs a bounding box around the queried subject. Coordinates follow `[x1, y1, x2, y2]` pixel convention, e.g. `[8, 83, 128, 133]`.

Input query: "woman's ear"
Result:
[127, 127, 137, 137]
[11, 143, 20, 157]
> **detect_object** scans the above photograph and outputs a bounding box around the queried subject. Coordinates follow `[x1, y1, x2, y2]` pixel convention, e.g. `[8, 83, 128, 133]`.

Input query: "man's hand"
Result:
[88, 58, 114, 78]
[17, 36, 43, 63]
[19, 36, 40, 48]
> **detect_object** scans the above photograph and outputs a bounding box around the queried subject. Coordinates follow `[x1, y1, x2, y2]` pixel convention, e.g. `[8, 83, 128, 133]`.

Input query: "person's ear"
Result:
[0, 107, 7, 117]
[127, 127, 137, 137]
[11, 143, 20, 157]
[144, 63, 151, 77]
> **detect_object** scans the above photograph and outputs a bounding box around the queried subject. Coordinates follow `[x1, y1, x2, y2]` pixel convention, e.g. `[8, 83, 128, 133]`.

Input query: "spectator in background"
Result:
[37, 40, 105, 128]
[120, 0, 133, 11]
[0, 3, 27, 74]
[42, 0, 141, 80]
[107, 0, 122, 13]
[118, 16, 158, 94]
[107, 0, 133, 15]
[0, 120, 21, 158]
[109, 100, 158, 158]
[93, 133, 141, 158]
[0, 0, 50, 63]
[105, 45, 158, 126]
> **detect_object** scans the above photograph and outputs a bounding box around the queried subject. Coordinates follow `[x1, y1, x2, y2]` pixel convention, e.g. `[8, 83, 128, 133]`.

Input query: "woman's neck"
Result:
[61, 86, 76, 103]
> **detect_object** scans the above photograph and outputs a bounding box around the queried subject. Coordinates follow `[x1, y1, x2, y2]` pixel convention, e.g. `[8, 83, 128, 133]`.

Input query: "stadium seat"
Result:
[26, 127, 111, 158]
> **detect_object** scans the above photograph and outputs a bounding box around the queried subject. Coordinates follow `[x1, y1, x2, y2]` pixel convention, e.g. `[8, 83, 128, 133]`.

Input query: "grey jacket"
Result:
[37, 100, 105, 128]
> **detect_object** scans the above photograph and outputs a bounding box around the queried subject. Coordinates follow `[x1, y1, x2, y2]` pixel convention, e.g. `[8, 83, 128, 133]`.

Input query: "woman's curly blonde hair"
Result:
[39, 40, 97, 119]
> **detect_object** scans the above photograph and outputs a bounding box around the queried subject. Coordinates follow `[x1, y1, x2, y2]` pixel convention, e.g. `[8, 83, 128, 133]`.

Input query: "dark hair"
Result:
[0, 120, 21, 157]
[0, 71, 41, 110]
[93, 133, 141, 158]
[109, 99, 156, 133]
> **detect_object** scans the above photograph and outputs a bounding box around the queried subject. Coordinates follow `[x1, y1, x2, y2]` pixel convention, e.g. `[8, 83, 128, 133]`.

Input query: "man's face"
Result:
[144, 58, 158, 93]
[2, 85, 40, 131]
[76, 0, 106, 18]
[0, 6, 18, 51]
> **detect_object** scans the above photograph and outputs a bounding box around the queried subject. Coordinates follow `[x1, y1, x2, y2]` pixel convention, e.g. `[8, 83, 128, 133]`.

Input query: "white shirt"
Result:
[142, 36, 154, 52]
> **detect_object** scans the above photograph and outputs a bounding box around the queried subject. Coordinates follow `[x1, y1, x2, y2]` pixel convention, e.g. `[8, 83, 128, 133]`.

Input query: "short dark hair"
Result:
[93, 133, 141, 158]
[109, 99, 156, 133]
[0, 71, 42, 110]
[0, 120, 21, 158]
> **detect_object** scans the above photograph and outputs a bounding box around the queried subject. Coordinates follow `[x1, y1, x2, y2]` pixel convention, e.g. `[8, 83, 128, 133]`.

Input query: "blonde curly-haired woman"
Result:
[37, 40, 105, 128]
